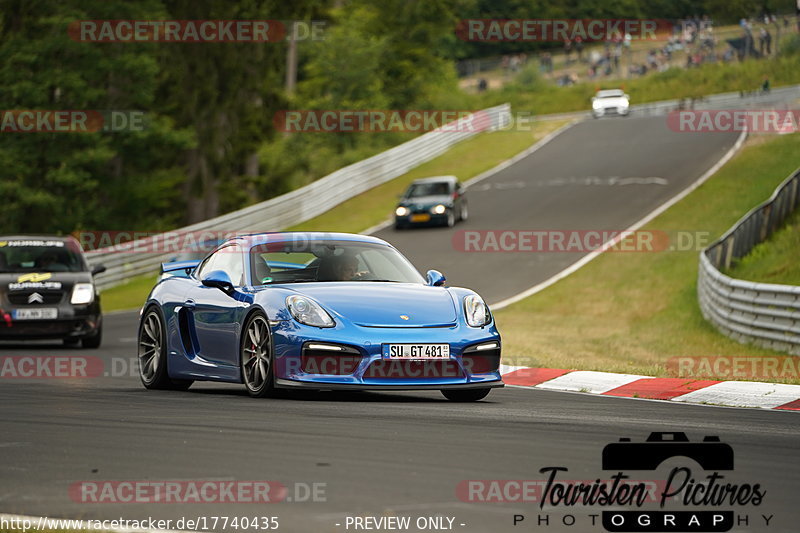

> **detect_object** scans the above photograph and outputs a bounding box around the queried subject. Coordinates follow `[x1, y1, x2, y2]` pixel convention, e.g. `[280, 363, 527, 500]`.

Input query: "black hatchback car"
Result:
[0, 236, 105, 348]
[394, 176, 468, 229]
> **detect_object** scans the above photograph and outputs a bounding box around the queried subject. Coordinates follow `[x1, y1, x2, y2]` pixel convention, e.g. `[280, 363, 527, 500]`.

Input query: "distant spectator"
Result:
[762, 75, 771, 93]
[759, 27, 772, 55]
[477, 78, 487, 92]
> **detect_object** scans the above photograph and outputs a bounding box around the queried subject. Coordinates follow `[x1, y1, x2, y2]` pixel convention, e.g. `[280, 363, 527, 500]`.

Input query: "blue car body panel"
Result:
[142, 232, 503, 391]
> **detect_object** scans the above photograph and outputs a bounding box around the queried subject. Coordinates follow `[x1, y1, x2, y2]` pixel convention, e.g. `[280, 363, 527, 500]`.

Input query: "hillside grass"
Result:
[725, 202, 800, 285]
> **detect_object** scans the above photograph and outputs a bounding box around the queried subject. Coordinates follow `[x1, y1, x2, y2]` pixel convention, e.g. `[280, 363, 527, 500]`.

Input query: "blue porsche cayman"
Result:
[138, 232, 503, 401]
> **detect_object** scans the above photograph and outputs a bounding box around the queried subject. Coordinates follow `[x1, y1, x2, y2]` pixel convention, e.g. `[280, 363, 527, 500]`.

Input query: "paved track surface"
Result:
[376, 115, 740, 304]
[2, 117, 798, 533]
[1, 311, 798, 532]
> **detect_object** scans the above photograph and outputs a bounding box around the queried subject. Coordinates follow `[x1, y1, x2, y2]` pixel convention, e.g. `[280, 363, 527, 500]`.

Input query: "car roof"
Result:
[226, 232, 392, 249]
[409, 175, 458, 185]
[596, 89, 625, 98]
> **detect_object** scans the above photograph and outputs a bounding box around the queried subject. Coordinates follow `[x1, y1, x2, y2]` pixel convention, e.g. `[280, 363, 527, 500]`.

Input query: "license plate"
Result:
[410, 214, 430, 223]
[385, 344, 450, 359]
[13, 308, 57, 320]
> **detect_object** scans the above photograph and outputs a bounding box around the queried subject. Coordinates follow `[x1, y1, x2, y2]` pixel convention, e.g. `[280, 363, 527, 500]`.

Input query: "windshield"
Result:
[596, 90, 625, 99]
[405, 181, 451, 198]
[250, 240, 425, 285]
[0, 239, 86, 273]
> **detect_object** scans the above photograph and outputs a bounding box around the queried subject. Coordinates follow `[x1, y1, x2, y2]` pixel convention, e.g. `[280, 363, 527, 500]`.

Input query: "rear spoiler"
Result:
[160, 260, 200, 275]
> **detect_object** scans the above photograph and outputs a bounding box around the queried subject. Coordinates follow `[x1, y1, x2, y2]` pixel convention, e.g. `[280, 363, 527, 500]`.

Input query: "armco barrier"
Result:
[698, 167, 800, 355]
[86, 104, 511, 290]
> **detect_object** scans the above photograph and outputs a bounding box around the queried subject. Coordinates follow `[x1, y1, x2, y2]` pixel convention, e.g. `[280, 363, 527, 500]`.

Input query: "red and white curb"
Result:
[499, 366, 800, 411]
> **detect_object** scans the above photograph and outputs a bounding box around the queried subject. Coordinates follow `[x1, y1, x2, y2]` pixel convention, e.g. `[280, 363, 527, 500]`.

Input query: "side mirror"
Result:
[201, 270, 234, 294]
[426, 269, 446, 287]
[91, 265, 106, 276]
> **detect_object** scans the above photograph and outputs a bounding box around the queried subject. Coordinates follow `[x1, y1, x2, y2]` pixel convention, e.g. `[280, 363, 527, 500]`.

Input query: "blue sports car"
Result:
[138, 232, 503, 401]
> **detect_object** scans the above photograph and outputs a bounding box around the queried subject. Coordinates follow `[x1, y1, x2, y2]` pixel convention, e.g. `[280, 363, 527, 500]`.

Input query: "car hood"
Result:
[285, 282, 458, 327]
[399, 195, 452, 208]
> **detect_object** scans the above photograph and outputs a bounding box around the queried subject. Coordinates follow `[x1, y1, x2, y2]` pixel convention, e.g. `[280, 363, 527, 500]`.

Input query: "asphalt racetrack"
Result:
[1, 115, 798, 533]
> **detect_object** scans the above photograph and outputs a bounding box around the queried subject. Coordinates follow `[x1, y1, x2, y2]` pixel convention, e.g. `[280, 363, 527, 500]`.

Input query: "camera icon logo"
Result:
[602, 432, 734, 471]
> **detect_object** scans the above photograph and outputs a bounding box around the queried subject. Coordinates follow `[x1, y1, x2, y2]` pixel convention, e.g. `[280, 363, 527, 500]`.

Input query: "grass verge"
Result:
[725, 203, 800, 285]
[494, 132, 800, 383]
[100, 271, 157, 313]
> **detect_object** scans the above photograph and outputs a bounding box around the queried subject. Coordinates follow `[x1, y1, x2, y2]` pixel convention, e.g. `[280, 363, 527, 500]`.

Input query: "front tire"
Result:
[446, 210, 456, 228]
[81, 323, 102, 349]
[240, 313, 275, 398]
[441, 388, 491, 402]
[459, 202, 469, 222]
[138, 307, 192, 390]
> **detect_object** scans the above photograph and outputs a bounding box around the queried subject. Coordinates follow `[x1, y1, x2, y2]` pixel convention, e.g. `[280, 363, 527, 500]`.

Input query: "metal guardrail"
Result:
[87, 104, 511, 290]
[698, 167, 800, 355]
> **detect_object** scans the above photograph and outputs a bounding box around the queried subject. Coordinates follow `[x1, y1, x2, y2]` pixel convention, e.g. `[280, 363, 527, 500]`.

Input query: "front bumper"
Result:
[276, 379, 503, 391]
[0, 303, 101, 340]
[395, 210, 450, 227]
[271, 320, 502, 390]
[593, 106, 629, 117]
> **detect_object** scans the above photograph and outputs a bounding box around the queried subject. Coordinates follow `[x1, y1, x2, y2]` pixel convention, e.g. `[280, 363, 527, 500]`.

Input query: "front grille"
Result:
[300, 344, 363, 375]
[7, 291, 64, 305]
[364, 360, 463, 379]
[462, 344, 501, 374]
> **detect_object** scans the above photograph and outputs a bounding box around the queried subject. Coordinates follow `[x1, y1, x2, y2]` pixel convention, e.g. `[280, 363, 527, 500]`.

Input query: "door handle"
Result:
[183, 299, 196, 309]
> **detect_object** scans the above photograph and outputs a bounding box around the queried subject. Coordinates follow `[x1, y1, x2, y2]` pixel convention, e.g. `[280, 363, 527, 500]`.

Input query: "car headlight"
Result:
[71, 283, 95, 305]
[286, 295, 335, 328]
[395, 206, 409, 216]
[431, 204, 447, 214]
[464, 294, 490, 327]
[592, 101, 601, 109]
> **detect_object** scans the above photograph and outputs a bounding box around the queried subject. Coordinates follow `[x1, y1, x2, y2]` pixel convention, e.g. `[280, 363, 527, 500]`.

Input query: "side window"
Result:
[196, 245, 245, 286]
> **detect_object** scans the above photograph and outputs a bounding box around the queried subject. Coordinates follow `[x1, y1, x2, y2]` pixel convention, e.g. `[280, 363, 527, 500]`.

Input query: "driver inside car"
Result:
[318, 253, 365, 281]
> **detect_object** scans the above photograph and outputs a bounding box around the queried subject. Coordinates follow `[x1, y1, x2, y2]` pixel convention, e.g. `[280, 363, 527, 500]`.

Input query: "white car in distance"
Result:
[592, 89, 630, 118]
